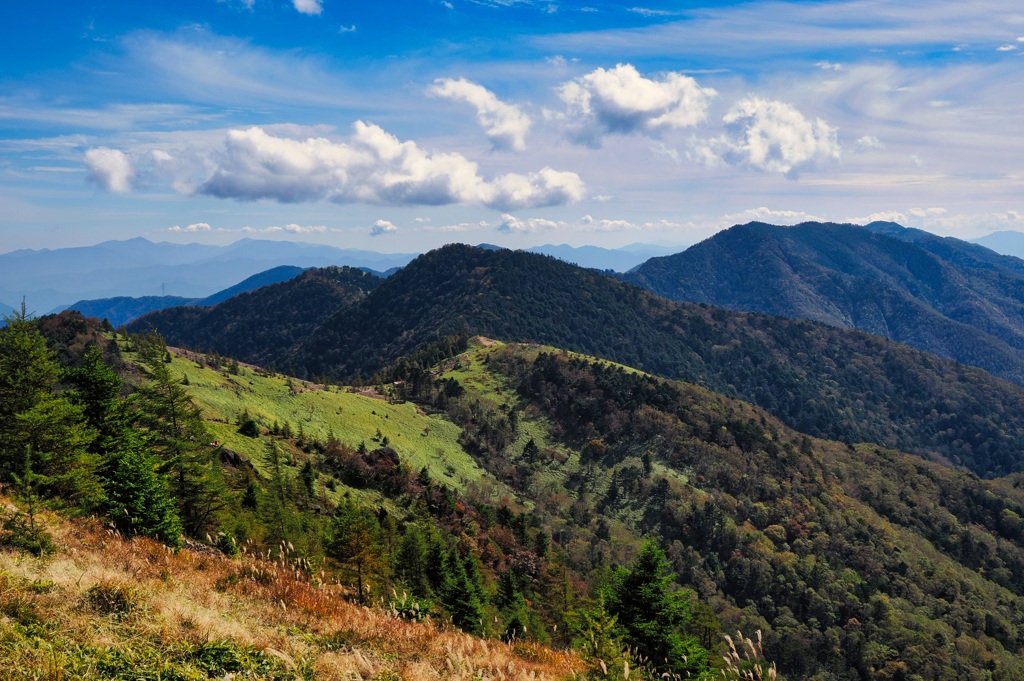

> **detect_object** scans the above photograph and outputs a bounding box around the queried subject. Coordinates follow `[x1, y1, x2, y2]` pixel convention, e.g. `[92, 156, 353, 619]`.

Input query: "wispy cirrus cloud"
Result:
[428, 78, 531, 151]
[535, 0, 1024, 61]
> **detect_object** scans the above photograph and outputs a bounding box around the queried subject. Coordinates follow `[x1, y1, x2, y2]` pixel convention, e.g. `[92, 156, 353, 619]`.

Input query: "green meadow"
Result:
[166, 350, 490, 493]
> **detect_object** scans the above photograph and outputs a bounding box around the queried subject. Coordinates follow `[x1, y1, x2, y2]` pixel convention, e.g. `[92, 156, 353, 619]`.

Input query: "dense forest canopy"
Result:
[137, 244, 1024, 478]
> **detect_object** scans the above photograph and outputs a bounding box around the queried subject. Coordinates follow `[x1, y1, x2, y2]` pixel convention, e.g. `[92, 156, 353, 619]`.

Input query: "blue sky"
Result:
[2, 0, 1023, 252]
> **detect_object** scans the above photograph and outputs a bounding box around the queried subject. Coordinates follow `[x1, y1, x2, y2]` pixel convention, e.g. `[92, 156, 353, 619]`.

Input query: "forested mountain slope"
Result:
[408, 341, 1024, 680]
[129, 266, 382, 367]
[9, 307, 1024, 680]
[625, 221, 1024, 385]
[133, 245, 1024, 478]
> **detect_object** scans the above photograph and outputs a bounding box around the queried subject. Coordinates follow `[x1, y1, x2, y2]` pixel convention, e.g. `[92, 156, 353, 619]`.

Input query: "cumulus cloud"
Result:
[428, 78, 531, 151]
[168, 222, 212, 233]
[557, 63, 717, 146]
[293, 0, 322, 15]
[198, 123, 584, 209]
[997, 44, 1017, 51]
[84, 147, 134, 193]
[497, 214, 561, 233]
[697, 97, 840, 175]
[815, 61, 843, 71]
[370, 219, 398, 236]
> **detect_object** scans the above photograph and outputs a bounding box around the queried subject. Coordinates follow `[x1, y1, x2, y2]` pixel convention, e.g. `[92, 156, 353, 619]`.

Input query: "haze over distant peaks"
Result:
[972, 230, 1024, 260]
[62, 265, 309, 326]
[526, 243, 682, 272]
[0, 237, 416, 312]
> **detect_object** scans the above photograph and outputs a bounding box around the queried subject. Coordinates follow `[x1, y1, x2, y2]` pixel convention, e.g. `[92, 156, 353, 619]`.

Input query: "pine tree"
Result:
[606, 541, 709, 676]
[133, 335, 227, 537]
[439, 547, 483, 635]
[327, 500, 381, 603]
[66, 344, 123, 452]
[0, 305, 100, 507]
[396, 523, 431, 599]
[102, 429, 182, 546]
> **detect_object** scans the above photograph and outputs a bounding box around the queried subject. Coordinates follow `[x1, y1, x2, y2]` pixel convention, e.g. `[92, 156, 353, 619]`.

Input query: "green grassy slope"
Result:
[165, 348, 493, 494]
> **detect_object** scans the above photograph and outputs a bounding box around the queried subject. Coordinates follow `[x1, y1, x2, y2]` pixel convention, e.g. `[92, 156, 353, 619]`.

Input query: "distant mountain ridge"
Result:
[526, 243, 681, 272]
[63, 265, 308, 326]
[973, 229, 1024, 259]
[0, 237, 416, 312]
[133, 244, 1024, 477]
[624, 220, 1024, 386]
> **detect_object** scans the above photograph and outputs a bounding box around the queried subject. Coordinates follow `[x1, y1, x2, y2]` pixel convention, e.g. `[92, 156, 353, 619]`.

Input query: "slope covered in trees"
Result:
[129, 266, 381, 367]
[625, 221, 1024, 385]
[462, 346, 1024, 679]
[375, 339, 1024, 679]
[9, 306, 1024, 680]
[133, 244, 1024, 477]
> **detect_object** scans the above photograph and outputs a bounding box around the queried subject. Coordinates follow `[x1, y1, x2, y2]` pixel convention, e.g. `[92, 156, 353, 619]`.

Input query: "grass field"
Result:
[166, 349, 493, 495]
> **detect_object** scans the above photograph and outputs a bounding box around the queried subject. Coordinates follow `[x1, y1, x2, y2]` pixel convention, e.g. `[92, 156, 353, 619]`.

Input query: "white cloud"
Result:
[815, 61, 843, 71]
[698, 97, 839, 175]
[168, 222, 212, 233]
[83, 147, 134, 192]
[854, 135, 885, 151]
[240, 223, 329, 234]
[845, 208, 1024, 238]
[628, 7, 676, 17]
[292, 0, 322, 15]
[196, 123, 584, 209]
[545, 55, 578, 67]
[428, 78, 532, 151]
[557, 63, 717, 146]
[536, 0, 1024, 60]
[997, 44, 1017, 52]
[721, 207, 823, 225]
[497, 214, 561, 233]
[338, 24, 356, 33]
[370, 219, 398, 236]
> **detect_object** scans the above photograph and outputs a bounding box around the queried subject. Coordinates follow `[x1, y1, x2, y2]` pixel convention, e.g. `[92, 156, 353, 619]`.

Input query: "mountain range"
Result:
[62, 265, 307, 326]
[0, 237, 688, 315]
[131, 242, 1024, 478]
[0, 237, 416, 313]
[624, 220, 1024, 386]
[18, 226, 1024, 680]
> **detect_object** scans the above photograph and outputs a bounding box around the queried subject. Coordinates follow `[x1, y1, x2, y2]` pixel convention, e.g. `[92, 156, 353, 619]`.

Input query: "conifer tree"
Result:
[133, 335, 227, 537]
[606, 541, 708, 676]
[328, 500, 381, 603]
[396, 523, 431, 599]
[102, 429, 182, 545]
[442, 547, 483, 635]
[0, 305, 100, 507]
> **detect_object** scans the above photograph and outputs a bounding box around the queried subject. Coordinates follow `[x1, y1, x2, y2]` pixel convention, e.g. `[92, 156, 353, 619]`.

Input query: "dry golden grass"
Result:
[0, 503, 581, 680]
